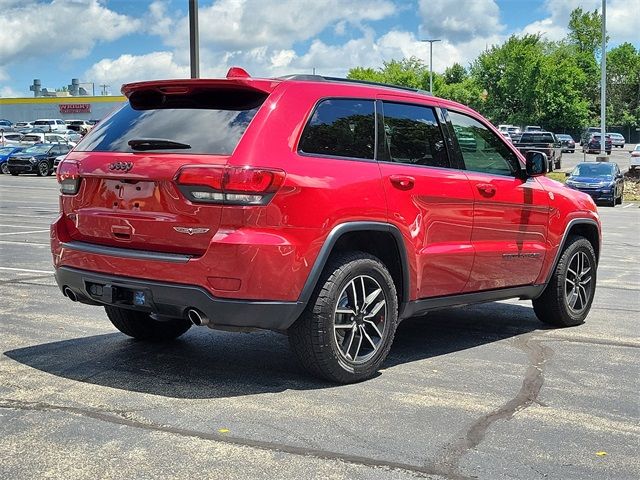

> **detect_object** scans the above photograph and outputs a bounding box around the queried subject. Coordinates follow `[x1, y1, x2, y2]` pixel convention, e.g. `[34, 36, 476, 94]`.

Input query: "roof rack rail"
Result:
[277, 74, 432, 96]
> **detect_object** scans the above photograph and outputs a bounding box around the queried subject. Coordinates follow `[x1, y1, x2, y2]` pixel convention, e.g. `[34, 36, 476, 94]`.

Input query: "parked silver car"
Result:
[607, 132, 625, 148]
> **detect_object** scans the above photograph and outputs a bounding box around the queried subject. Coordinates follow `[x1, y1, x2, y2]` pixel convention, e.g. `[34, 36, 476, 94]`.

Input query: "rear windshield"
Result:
[520, 133, 554, 143]
[75, 87, 267, 154]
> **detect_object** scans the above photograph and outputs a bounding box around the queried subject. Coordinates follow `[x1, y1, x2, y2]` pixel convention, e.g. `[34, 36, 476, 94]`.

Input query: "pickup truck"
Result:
[514, 131, 562, 171]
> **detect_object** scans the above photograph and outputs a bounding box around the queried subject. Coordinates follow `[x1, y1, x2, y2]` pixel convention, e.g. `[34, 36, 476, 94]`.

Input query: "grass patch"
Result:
[546, 172, 567, 183]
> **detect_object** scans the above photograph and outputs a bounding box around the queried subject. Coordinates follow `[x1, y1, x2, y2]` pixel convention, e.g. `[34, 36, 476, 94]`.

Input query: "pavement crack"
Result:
[0, 397, 448, 479]
[431, 335, 554, 480]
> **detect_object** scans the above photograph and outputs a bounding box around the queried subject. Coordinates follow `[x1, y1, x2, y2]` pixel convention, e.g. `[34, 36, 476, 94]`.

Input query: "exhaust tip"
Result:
[187, 308, 209, 326]
[63, 287, 78, 302]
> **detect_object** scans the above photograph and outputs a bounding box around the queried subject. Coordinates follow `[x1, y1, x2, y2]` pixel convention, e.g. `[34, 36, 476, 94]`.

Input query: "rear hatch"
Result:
[60, 78, 275, 256]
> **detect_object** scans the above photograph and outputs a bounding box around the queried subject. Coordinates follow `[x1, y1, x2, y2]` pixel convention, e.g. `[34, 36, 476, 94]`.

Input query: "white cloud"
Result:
[0, 85, 24, 98]
[85, 52, 190, 91]
[163, 0, 396, 52]
[0, 0, 140, 64]
[519, 0, 640, 45]
[418, 0, 504, 43]
[146, 0, 175, 37]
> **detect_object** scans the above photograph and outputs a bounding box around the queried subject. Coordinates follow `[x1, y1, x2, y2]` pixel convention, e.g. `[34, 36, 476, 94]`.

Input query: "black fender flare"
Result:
[295, 221, 411, 317]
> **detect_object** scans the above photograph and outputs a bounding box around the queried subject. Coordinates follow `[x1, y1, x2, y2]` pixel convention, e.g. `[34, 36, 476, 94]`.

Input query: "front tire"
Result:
[36, 161, 49, 177]
[288, 252, 398, 383]
[1, 163, 8, 174]
[105, 306, 191, 341]
[533, 236, 596, 327]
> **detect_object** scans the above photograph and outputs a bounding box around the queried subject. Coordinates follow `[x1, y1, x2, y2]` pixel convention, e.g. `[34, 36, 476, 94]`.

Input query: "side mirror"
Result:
[565, 171, 571, 177]
[525, 151, 547, 177]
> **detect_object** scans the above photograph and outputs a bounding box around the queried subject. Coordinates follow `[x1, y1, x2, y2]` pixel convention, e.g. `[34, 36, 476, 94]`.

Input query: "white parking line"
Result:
[0, 224, 47, 228]
[0, 184, 57, 191]
[622, 203, 634, 208]
[0, 240, 48, 246]
[0, 213, 56, 219]
[0, 229, 50, 236]
[1, 199, 56, 205]
[0, 266, 53, 274]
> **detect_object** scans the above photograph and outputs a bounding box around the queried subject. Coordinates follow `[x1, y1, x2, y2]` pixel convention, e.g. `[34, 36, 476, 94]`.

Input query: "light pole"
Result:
[189, 0, 200, 78]
[421, 39, 441, 93]
[599, 0, 607, 157]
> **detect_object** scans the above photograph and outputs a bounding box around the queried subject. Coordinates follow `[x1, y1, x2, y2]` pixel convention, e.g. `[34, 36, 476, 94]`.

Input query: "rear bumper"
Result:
[55, 266, 303, 331]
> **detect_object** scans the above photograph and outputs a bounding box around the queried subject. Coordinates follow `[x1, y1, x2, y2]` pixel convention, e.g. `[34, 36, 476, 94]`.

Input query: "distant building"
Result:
[0, 95, 125, 122]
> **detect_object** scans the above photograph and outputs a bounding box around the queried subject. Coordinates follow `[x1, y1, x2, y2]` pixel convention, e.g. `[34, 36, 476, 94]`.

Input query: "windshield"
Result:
[23, 144, 52, 154]
[0, 147, 18, 154]
[521, 133, 554, 142]
[75, 87, 267, 155]
[571, 163, 614, 177]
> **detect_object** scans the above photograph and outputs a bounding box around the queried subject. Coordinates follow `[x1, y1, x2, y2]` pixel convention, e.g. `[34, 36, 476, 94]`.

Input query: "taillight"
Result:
[176, 166, 285, 205]
[57, 159, 81, 195]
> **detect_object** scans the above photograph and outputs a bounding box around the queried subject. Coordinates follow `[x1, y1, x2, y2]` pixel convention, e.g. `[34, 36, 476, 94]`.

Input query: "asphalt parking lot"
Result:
[558, 143, 637, 173]
[0, 172, 638, 480]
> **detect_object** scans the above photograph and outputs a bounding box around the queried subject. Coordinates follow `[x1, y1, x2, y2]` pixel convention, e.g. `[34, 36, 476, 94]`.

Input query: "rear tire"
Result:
[288, 251, 398, 383]
[1, 163, 8, 174]
[533, 236, 596, 327]
[105, 306, 191, 341]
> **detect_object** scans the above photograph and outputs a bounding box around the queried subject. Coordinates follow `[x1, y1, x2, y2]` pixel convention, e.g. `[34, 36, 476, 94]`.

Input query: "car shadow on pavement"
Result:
[387, 301, 544, 367]
[4, 301, 545, 399]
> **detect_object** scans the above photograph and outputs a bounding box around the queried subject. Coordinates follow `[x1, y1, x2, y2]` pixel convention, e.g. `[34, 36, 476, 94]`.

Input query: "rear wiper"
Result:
[128, 138, 191, 151]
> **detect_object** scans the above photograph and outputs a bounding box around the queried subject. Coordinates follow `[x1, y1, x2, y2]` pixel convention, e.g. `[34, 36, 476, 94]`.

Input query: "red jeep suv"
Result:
[52, 69, 601, 383]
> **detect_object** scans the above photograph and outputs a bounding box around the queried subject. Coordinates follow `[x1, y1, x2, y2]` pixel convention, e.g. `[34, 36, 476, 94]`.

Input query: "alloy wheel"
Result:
[333, 275, 387, 364]
[565, 251, 593, 313]
[38, 162, 49, 176]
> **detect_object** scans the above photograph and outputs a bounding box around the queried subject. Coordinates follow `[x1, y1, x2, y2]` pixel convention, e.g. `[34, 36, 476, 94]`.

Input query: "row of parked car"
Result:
[0, 117, 97, 175]
[0, 118, 97, 134]
[497, 124, 626, 155]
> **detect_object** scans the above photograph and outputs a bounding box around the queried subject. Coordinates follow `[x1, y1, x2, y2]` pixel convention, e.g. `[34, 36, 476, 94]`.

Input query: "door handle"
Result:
[476, 183, 496, 196]
[389, 175, 415, 190]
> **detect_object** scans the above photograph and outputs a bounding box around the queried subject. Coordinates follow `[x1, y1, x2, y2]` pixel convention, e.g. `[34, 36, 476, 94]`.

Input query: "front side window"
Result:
[380, 102, 449, 168]
[448, 111, 520, 176]
[298, 99, 375, 160]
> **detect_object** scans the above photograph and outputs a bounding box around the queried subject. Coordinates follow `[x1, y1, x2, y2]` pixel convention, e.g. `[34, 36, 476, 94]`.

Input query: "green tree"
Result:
[536, 45, 590, 130]
[568, 8, 606, 56]
[470, 34, 544, 125]
[606, 43, 640, 128]
[443, 63, 467, 84]
[566, 7, 610, 124]
[348, 57, 429, 90]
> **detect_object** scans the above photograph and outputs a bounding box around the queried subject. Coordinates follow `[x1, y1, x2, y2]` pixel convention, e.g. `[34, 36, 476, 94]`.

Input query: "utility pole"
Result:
[600, 0, 607, 157]
[421, 39, 441, 93]
[189, 0, 200, 78]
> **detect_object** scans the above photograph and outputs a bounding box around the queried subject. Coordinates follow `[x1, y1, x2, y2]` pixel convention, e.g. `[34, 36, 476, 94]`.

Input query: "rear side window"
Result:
[380, 102, 449, 168]
[299, 99, 375, 160]
[75, 87, 267, 154]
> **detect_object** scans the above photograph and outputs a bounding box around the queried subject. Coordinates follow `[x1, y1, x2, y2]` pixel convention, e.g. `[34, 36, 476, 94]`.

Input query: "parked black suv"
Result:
[7, 143, 72, 176]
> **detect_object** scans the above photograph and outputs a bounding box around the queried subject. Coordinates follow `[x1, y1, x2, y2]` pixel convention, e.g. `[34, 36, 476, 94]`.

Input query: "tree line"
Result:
[347, 8, 639, 135]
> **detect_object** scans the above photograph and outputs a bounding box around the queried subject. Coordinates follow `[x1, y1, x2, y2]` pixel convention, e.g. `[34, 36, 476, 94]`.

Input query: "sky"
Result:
[0, 0, 638, 98]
